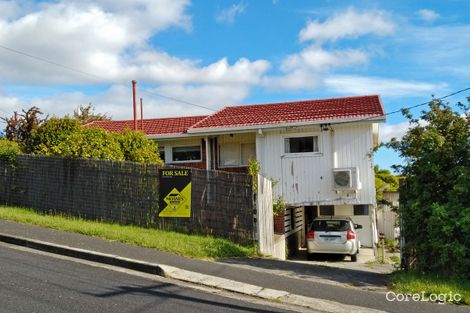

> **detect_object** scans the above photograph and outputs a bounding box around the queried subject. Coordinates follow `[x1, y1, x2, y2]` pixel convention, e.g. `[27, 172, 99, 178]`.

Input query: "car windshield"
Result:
[311, 220, 350, 232]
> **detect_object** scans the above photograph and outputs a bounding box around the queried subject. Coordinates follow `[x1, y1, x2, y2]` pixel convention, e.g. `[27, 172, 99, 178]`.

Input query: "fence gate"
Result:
[256, 175, 274, 256]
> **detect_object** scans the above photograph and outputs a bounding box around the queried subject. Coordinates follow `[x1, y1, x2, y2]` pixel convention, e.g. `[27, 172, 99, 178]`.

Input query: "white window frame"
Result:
[170, 144, 202, 163]
[282, 132, 322, 157]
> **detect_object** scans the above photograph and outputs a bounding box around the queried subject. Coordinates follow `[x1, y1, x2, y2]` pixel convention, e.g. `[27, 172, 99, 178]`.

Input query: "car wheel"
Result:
[351, 253, 358, 262]
[307, 253, 315, 261]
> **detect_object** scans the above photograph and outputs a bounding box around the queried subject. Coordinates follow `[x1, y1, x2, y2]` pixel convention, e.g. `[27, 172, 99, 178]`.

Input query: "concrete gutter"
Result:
[0, 232, 387, 313]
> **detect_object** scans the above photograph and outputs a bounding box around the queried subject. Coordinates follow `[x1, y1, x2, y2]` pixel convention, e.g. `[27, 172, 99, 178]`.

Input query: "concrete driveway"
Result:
[218, 249, 392, 292]
[290, 248, 395, 274]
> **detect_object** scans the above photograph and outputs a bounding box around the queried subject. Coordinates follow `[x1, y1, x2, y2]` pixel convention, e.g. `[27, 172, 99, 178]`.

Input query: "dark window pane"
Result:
[354, 205, 369, 215]
[159, 147, 165, 162]
[285, 136, 318, 153]
[319, 205, 334, 216]
[312, 220, 350, 231]
[172, 146, 201, 161]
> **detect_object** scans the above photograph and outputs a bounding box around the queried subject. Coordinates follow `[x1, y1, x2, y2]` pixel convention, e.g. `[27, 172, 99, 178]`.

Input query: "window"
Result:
[158, 146, 165, 162]
[172, 146, 201, 162]
[319, 205, 334, 216]
[312, 220, 350, 231]
[241, 143, 256, 165]
[220, 143, 239, 166]
[219, 142, 256, 167]
[354, 205, 369, 216]
[285, 136, 319, 153]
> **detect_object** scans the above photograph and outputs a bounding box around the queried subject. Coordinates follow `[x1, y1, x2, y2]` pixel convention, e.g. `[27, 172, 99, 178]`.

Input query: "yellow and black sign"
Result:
[159, 169, 192, 218]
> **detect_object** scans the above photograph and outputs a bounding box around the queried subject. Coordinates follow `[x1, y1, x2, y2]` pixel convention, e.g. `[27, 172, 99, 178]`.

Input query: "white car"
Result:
[306, 216, 361, 262]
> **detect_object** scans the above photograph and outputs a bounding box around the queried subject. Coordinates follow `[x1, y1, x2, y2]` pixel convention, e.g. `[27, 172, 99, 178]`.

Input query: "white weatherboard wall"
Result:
[257, 123, 376, 206]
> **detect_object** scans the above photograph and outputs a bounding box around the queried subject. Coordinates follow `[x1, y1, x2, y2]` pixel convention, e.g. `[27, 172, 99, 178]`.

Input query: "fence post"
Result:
[255, 174, 274, 256]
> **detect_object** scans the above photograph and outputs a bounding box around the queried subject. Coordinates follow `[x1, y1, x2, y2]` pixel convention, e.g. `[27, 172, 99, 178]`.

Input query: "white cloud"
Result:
[417, 9, 439, 22]
[216, 2, 246, 24]
[0, 1, 191, 84]
[0, 0, 269, 91]
[281, 47, 368, 72]
[262, 69, 322, 91]
[324, 75, 446, 97]
[299, 7, 395, 43]
[261, 7, 395, 91]
[379, 121, 410, 143]
[0, 93, 23, 117]
[130, 53, 270, 85]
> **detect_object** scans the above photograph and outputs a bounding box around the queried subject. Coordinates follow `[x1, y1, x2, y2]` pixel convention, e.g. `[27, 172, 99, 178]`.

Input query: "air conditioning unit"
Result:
[333, 167, 360, 191]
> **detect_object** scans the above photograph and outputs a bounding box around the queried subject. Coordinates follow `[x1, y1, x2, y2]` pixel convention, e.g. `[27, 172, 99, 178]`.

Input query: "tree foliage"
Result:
[388, 98, 470, 279]
[374, 165, 399, 202]
[73, 103, 111, 124]
[29, 117, 161, 164]
[118, 129, 162, 164]
[1, 107, 46, 149]
[0, 139, 21, 163]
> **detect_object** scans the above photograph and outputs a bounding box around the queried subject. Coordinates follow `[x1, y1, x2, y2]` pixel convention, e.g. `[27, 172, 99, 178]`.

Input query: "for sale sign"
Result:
[159, 169, 192, 218]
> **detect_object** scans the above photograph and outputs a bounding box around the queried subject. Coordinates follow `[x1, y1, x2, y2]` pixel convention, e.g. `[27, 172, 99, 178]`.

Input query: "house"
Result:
[88, 95, 386, 248]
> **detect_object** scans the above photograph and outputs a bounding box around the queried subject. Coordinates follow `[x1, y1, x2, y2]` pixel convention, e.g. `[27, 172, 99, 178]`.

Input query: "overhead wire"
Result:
[0, 44, 468, 119]
[0, 44, 216, 112]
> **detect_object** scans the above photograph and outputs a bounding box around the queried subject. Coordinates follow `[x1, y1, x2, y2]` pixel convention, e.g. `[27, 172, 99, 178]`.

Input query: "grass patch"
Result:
[391, 270, 470, 305]
[0, 205, 258, 259]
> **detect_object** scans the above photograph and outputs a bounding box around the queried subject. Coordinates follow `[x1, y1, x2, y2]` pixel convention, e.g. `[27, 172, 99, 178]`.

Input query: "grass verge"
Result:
[391, 270, 470, 305]
[0, 205, 258, 260]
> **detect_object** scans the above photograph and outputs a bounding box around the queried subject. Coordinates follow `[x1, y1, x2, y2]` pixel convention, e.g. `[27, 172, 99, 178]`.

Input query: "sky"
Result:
[0, 0, 469, 171]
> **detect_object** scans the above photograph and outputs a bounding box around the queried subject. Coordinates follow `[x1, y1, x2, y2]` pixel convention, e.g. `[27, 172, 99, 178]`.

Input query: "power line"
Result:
[382, 86, 470, 117]
[0, 44, 103, 81]
[1, 44, 468, 118]
[0, 44, 216, 112]
[344, 86, 470, 125]
[140, 88, 217, 112]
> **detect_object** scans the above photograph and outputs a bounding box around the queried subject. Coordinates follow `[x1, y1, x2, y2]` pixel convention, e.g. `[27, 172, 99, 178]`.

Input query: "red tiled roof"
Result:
[85, 115, 208, 136]
[87, 96, 385, 136]
[190, 95, 384, 130]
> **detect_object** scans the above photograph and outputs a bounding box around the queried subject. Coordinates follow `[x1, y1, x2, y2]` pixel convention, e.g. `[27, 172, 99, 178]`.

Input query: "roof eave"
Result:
[146, 133, 203, 140]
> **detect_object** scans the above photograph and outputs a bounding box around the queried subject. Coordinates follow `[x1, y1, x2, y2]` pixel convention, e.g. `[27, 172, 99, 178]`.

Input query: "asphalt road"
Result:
[1, 220, 468, 313]
[0, 244, 296, 313]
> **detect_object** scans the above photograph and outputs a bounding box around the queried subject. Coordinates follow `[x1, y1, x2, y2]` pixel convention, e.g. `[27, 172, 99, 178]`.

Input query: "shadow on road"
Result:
[83, 282, 287, 313]
[217, 254, 390, 288]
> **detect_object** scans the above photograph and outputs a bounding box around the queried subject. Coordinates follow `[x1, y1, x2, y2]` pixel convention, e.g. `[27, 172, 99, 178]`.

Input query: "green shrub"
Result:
[273, 196, 287, 216]
[118, 129, 162, 165]
[0, 139, 21, 163]
[29, 118, 162, 164]
[30, 117, 82, 156]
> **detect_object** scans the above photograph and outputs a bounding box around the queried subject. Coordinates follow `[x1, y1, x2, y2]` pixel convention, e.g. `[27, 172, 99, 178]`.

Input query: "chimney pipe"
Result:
[132, 80, 137, 131]
[140, 97, 144, 133]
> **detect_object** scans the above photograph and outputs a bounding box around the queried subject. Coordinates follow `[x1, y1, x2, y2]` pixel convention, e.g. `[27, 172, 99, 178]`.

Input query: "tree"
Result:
[1, 107, 46, 149]
[374, 165, 399, 203]
[30, 117, 83, 156]
[388, 98, 469, 279]
[73, 103, 111, 124]
[118, 129, 162, 165]
[30, 117, 161, 164]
